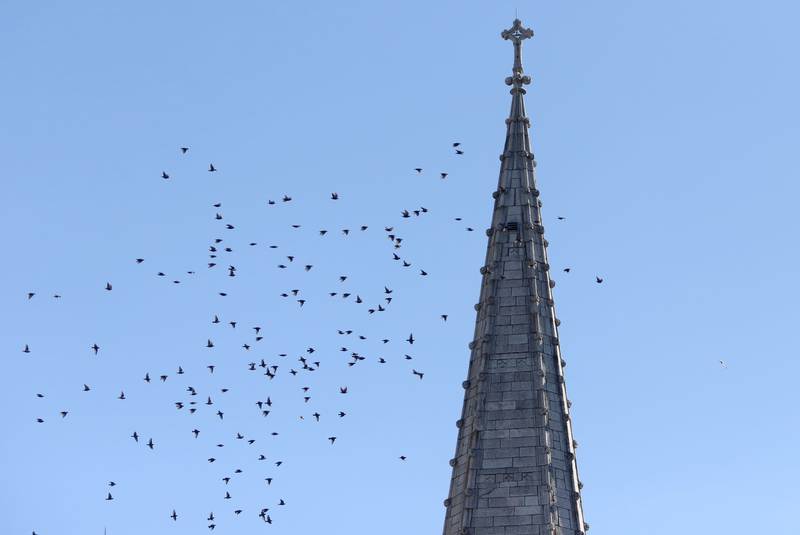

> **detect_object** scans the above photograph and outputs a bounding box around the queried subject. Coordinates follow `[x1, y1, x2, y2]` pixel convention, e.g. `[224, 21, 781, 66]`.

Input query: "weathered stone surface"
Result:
[442, 19, 586, 535]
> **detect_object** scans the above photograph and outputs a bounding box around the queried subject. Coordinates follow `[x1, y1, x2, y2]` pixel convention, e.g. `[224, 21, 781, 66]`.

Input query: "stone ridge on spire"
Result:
[440, 20, 588, 535]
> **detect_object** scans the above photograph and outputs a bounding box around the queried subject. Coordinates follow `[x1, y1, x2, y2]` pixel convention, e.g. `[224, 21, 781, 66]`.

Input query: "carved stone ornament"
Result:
[501, 19, 534, 43]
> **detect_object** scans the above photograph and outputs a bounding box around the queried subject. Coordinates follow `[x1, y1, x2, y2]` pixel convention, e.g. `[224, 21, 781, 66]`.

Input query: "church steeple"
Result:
[441, 20, 588, 535]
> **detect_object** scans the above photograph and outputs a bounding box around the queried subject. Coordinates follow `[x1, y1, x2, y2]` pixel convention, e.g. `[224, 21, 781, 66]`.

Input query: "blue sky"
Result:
[2, 1, 799, 534]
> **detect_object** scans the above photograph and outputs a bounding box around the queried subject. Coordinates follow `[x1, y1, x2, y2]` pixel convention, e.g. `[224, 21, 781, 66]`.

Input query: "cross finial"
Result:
[501, 19, 533, 87]
[501, 19, 533, 44]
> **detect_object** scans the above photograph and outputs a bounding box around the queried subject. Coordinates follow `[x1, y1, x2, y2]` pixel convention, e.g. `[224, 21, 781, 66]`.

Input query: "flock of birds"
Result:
[20, 142, 608, 533]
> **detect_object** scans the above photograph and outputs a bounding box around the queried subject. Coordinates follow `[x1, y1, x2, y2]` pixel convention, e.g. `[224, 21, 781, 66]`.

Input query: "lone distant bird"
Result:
[105, 493, 113, 501]
[414, 168, 422, 173]
[180, 147, 189, 154]
[161, 172, 170, 179]
[331, 192, 339, 200]
[440, 172, 448, 179]
[719, 360, 728, 369]
[171, 509, 178, 521]
[413, 369, 424, 380]
[208, 164, 217, 172]
[328, 436, 337, 444]
[441, 314, 448, 321]
[91, 343, 100, 355]
[595, 276, 604, 284]
[105, 282, 112, 291]
[563, 268, 571, 273]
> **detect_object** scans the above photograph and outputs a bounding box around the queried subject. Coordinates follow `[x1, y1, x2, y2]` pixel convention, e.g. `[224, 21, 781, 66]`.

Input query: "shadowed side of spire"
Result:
[441, 20, 588, 535]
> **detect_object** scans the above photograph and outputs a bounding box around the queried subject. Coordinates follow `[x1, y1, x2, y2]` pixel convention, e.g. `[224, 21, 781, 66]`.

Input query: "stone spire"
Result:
[441, 20, 588, 535]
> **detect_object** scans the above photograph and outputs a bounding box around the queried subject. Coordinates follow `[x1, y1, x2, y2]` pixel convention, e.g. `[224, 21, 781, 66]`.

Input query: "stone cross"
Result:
[501, 19, 534, 83]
